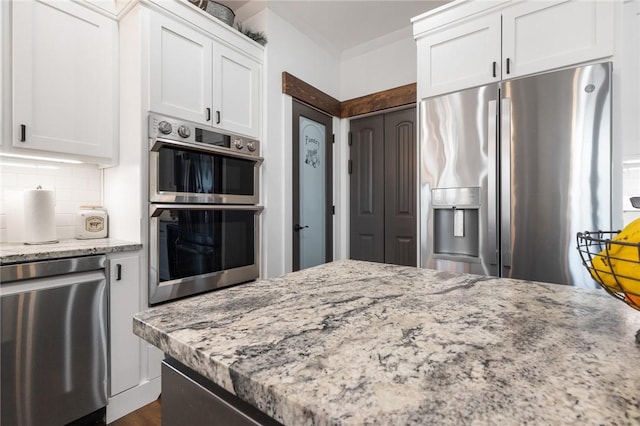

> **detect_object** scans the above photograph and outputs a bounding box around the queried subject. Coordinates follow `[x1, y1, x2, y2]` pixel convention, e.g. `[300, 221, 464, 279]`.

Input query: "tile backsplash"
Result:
[0, 159, 102, 242]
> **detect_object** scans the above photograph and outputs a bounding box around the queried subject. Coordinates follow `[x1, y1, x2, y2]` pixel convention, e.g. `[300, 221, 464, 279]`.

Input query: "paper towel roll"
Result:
[23, 187, 58, 244]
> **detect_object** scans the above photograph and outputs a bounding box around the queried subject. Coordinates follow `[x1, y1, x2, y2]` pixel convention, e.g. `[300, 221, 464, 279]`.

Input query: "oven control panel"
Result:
[149, 115, 196, 143]
[149, 114, 260, 156]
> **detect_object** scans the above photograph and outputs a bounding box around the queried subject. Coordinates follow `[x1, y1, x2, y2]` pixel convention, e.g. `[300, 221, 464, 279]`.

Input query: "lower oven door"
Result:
[149, 204, 263, 305]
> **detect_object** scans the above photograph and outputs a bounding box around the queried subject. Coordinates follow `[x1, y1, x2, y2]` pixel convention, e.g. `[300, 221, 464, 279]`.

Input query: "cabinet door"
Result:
[149, 11, 213, 125]
[109, 255, 141, 397]
[416, 13, 501, 98]
[502, 0, 614, 79]
[12, 0, 116, 159]
[213, 43, 261, 138]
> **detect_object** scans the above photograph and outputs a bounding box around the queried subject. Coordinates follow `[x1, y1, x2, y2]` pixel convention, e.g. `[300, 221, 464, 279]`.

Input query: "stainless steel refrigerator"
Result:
[419, 62, 611, 287]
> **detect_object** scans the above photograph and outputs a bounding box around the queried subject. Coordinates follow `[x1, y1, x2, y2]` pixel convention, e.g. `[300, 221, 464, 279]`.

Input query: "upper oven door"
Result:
[150, 138, 263, 204]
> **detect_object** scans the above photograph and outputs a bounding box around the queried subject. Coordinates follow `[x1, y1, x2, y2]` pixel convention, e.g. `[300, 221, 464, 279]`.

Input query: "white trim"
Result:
[106, 377, 161, 423]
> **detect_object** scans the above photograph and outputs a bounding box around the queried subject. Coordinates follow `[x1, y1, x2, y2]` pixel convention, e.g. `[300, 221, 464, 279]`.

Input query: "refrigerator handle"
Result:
[487, 100, 498, 266]
[500, 97, 512, 269]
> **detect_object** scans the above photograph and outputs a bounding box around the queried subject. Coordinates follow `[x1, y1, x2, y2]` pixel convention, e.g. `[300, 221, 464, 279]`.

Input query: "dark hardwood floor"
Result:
[105, 399, 161, 426]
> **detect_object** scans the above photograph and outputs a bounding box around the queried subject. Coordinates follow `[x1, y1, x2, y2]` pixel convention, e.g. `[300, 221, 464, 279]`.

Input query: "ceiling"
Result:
[215, 0, 451, 57]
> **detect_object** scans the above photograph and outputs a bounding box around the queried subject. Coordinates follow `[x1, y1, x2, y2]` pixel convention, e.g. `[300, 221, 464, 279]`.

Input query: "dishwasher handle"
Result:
[0, 270, 107, 297]
[1, 255, 106, 283]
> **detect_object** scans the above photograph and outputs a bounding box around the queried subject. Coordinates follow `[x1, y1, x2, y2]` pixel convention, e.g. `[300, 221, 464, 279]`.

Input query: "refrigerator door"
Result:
[501, 62, 611, 287]
[419, 84, 499, 276]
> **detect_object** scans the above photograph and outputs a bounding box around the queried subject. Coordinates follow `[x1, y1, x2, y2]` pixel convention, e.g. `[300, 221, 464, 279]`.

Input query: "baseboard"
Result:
[106, 377, 161, 423]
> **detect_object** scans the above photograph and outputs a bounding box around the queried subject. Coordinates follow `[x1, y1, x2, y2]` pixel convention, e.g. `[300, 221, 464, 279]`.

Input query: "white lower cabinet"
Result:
[106, 251, 162, 424]
[108, 253, 141, 396]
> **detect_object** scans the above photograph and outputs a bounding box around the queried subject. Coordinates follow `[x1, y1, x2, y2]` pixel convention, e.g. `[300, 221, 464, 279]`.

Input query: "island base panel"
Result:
[162, 358, 282, 426]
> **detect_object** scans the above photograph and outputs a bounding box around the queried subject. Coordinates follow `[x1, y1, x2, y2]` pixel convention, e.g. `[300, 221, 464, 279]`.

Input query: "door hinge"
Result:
[348, 160, 352, 174]
[332, 205, 335, 215]
[348, 132, 352, 146]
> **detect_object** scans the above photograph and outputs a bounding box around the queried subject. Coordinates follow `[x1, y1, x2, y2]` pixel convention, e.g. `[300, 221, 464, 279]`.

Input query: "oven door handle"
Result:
[150, 137, 264, 164]
[150, 204, 265, 217]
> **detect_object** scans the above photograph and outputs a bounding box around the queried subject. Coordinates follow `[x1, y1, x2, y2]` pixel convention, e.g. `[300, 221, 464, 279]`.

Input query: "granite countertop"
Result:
[133, 260, 640, 425]
[0, 238, 142, 265]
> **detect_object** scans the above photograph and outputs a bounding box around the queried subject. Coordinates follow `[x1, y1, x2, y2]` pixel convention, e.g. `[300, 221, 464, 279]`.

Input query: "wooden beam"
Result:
[282, 72, 341, 117]
[282, 72, 417, 119]
[340, 83, 417, 118]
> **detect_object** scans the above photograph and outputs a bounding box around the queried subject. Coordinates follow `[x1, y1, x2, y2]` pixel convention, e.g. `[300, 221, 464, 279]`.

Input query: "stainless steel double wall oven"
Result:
[148, 114, 263, 305]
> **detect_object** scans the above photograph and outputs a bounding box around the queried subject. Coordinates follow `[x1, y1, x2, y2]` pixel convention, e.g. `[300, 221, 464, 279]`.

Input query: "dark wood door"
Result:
[384, 108, 417, 266]
[349, 115, 384, 262]
[349, 107, 416, 266]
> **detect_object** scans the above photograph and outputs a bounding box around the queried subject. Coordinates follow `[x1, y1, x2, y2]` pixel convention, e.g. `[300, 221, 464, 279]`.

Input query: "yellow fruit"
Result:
[612, 218, 640, 243]
[590, 252, 621, 292]
[591, 218, 640, 293]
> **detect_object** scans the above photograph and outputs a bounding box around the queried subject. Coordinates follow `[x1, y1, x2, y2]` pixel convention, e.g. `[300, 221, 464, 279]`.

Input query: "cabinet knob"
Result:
[506, 58, 511, 75]
[20, 124, 26, 142]
[492, 61, 497, 78]
[116, 264, 122, 281]
[216, 110, 221, 124]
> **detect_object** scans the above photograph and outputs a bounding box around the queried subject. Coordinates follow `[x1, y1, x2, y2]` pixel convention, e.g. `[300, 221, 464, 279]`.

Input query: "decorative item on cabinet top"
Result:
[235, 22, 268, 46]
[187, 0, 235, 26]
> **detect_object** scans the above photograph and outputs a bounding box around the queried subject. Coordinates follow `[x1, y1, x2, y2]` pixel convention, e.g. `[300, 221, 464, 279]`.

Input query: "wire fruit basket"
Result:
[576, 230, 640, 311]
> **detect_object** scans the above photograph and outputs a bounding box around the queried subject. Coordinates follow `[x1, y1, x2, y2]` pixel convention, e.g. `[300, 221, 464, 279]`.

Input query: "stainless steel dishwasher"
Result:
[1, 255, 108, 426]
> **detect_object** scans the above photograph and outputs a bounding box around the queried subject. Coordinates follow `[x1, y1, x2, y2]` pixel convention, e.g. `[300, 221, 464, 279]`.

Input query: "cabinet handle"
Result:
[116, 264, 122, 281]
[20, 124, 26, 142]
[206, 108, 211, 121]
[506, 58, 511, 75]
[492, 61, 497, 78]
[216, 110, 221, 124]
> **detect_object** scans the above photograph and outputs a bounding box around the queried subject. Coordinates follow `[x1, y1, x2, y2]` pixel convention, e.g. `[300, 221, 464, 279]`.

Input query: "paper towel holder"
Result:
[23, 185, 59, 245]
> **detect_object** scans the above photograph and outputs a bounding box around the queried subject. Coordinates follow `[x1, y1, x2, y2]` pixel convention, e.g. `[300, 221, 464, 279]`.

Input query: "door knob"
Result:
[294, 224, 309, 232]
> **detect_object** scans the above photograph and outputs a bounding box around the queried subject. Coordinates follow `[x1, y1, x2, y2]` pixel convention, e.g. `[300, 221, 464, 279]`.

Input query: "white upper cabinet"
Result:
[149, 12, 213, 125]
[416, 13, 501, 98]
[148, 9, 262, 138]
[214, 43, 261, 137]
[502, 0, 614, 79]
[12, 0, 117, 161]
[414, 0, 615, 98]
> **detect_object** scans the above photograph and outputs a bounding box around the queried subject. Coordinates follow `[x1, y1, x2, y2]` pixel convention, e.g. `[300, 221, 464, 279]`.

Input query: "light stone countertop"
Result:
[133, 260, 640, 425]
[0, 238, 142, 264]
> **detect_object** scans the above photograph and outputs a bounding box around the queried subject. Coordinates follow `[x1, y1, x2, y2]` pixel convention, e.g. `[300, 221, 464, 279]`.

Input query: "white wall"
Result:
[340, 27, 417, 100]
[241, 7, 341, 279]
[237, 4, 420, 278]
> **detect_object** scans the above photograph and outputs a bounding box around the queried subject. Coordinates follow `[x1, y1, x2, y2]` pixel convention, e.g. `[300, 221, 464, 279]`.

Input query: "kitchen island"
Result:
[133, 260, 640, 425]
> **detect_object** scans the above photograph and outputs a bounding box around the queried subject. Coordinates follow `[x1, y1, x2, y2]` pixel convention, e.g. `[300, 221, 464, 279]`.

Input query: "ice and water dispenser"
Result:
[432, 187, 481, 260]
